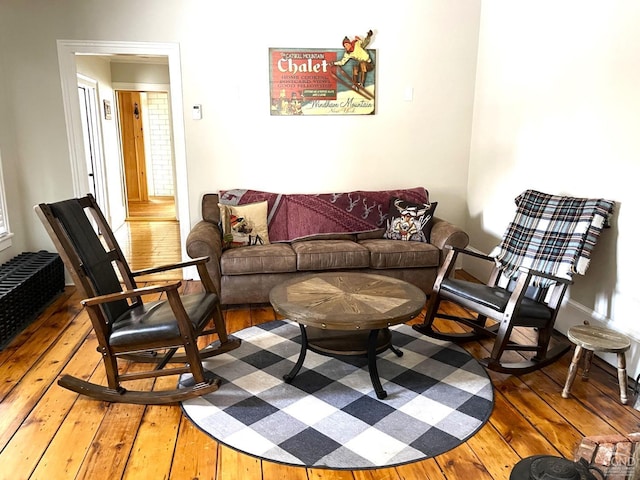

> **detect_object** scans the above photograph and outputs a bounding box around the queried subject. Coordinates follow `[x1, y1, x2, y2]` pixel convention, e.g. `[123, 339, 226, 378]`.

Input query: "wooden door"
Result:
[118, 91, 148, 203]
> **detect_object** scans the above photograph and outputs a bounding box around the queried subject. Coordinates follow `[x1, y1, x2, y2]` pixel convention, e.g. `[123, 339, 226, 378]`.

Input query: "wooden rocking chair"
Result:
[413, 190, 614, 374]
[35, 194, 241, 404]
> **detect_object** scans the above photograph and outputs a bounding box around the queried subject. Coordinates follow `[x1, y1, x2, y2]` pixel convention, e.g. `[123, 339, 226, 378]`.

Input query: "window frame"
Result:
[0, 148, 13, 251]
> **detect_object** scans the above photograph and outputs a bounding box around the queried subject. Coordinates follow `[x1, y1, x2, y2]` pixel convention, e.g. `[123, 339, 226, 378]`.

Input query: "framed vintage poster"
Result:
[269, 31, 376, 116]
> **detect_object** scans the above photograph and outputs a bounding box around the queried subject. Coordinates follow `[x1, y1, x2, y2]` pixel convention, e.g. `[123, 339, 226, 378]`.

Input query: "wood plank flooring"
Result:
[114, 218, 182, 280]
[3, 290, 640, 479]
[127, 196, 177, 221]
[1, 220, 639, 479]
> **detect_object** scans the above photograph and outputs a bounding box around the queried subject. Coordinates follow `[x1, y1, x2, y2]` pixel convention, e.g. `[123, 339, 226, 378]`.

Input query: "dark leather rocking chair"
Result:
[35, 194, 241, 404]
[413, 190, 614, 374]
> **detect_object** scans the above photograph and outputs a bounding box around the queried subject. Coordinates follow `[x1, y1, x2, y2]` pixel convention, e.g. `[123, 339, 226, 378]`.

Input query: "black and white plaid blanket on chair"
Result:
[490, 189, 615, 287]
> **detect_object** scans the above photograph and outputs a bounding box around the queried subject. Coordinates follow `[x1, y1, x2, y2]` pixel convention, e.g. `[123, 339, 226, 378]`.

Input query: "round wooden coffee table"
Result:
[269, 272, 426, 399]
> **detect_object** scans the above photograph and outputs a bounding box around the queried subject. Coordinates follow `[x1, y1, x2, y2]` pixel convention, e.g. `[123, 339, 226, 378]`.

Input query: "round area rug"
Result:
[180, 320, 494, 470]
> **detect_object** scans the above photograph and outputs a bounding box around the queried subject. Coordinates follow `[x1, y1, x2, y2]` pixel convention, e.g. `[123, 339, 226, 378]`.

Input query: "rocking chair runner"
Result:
[35, 194, 241, 404]
[413, 189, 614, 374]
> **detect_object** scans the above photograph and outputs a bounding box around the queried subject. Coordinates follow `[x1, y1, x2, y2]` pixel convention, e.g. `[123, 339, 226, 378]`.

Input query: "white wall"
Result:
[468, 1, 640, 377]
[111, 62, 170, 85]
[0, 0, 479, 266]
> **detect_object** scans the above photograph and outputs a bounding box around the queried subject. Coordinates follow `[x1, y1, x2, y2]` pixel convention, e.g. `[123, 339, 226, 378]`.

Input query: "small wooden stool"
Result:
[562, 325, 631, 404]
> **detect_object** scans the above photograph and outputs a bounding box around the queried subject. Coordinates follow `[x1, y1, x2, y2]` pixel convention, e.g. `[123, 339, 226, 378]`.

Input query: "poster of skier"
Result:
[269, 30, 376, 116]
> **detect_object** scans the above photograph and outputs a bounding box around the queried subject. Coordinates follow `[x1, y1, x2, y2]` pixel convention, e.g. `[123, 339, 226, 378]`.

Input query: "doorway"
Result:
[57, 40, 195, 278]
[117, 90, 177, 221]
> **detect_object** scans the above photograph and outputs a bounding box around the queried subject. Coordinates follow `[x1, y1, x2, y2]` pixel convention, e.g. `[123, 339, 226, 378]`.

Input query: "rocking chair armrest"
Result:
[81, 281, 182, 307]
[516, 266, 574, 286]
[439, 245, 496, 272]
[433, 246, 496, 290]
[131, 256, 210, 277]
[445, 246, 496, 263]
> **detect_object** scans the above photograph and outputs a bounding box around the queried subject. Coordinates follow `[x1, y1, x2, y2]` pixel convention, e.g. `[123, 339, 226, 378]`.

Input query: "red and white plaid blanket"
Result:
[490, 190, 614, 287]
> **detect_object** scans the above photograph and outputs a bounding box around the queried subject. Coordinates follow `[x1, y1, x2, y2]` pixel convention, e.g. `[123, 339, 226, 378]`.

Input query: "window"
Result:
[0, 149, 13, 251]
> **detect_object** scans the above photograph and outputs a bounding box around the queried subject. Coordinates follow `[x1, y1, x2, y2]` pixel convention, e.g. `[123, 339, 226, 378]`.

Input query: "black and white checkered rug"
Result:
[180, 320, 493, 470]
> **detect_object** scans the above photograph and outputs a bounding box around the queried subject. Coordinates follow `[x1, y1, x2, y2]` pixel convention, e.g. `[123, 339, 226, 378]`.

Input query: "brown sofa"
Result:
[186, 190, 469, 305]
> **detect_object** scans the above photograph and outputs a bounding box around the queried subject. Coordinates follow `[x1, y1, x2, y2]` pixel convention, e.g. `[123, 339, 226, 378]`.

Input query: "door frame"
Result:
[57, 40, 191, 277]
[77, 74, 108, 211]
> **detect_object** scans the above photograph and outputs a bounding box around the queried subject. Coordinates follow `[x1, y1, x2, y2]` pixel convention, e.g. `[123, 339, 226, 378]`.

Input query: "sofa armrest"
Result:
[430, 217, 470, 264]
[186, 220, 223, 295]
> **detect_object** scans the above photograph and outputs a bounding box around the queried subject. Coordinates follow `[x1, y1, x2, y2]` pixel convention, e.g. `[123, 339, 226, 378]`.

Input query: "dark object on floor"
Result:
[510, 455, 603, 480]
[35, 194, 240, 404]
[0, 251, 64, 349]
[413, 189, 615, 374]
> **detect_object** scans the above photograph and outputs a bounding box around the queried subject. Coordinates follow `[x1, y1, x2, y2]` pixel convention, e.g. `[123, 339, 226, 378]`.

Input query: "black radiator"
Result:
[0, 251, 65, 349]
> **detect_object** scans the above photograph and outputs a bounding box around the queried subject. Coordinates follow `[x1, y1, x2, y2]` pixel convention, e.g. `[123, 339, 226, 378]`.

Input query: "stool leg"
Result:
[562, 345, 584, 399]
[617, 352, 628, 405]
[582, 350, 594, 381]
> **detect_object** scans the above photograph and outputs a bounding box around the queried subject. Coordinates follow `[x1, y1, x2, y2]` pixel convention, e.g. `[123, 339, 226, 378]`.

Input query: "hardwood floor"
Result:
[1, 219, 639, 479]
[113, 218, 182, 280]
[127, 196, 177, 221]
[2, 287, 639, 479]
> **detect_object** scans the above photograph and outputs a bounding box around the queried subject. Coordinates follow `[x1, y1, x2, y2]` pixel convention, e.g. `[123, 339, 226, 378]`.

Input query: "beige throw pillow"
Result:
[219, 201, 270, 249]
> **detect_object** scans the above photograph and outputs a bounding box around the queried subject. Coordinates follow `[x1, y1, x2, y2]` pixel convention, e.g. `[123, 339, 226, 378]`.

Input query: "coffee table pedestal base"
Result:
[284, 324, 403, 400]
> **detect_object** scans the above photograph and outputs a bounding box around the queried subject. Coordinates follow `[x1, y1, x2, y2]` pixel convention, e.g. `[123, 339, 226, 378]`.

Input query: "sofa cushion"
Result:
[292, 240, 369, 271]
[384, 198, 438, 242]
[221, 243, 296, 275]
[293, 233, 356, 242]
[359, 239, 440, 269]
[356, 228, 385, 241]
[219, 201, 270, 249]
